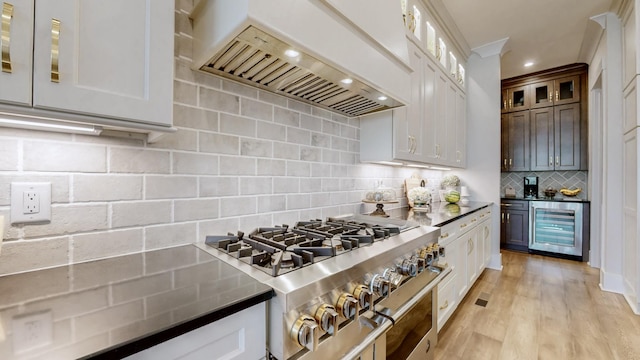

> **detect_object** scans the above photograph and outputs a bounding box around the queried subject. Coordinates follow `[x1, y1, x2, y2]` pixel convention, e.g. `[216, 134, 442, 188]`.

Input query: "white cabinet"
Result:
[0, 0, 174, 129]
[436, 207, 492, 332]
[126, 302, 267, 360]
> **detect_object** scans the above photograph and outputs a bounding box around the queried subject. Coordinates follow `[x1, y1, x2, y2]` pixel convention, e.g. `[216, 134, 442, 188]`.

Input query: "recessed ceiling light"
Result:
[378, 96, 388, 101]
[524, 62, 534, 67]
[284, 49, 300, 58]
[341, 78, 353, 84]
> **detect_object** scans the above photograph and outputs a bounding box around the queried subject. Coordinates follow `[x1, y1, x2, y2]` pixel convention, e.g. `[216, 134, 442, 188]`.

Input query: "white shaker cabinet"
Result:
[1, 0, 174, 128]
[0, 0, 33, 106]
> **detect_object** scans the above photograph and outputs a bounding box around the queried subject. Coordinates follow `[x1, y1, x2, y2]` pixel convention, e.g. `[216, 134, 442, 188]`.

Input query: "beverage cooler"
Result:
[529, 201, 588, 260]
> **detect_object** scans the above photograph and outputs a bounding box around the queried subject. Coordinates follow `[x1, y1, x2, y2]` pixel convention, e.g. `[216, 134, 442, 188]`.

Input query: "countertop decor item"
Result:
[440, 175, 460, 189]
[460, 186, 470, 205]
[408, 186, 431, 211]
[404, 172, 426, 207]
[560, 188, 582, 197]
[544, 187, 558, 199]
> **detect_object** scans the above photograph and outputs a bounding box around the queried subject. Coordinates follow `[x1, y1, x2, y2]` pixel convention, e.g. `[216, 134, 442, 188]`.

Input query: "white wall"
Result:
[457, 50, 503, 270]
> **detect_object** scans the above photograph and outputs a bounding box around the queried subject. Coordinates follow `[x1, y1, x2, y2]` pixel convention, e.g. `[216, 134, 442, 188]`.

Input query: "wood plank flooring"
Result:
[435, 250, 640, 360]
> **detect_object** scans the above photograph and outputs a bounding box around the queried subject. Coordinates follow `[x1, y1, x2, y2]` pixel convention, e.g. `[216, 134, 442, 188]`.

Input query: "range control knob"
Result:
[397, 258, 418, 277]
[383, 268, 403, 289]
[291, 315, 319, 351]
[336, 293, 358, 320]
[314, 304, 338, 336]
[369, 274, 390, 297]
[353, 284, 373, 311]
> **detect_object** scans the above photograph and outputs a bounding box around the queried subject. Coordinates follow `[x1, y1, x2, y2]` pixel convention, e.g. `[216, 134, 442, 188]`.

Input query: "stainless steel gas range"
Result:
[200, 214, 450, 360]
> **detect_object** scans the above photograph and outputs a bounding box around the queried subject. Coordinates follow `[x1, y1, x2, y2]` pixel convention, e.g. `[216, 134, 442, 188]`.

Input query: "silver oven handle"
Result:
[339, 266, 452, 359]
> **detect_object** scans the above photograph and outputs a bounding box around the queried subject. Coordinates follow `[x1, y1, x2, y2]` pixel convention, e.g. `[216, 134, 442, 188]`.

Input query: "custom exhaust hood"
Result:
[190, 0, 412, 117]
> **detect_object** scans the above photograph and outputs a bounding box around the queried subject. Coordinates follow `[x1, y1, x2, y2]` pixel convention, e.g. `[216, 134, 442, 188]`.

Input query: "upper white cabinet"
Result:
[0, 0, 174, 129]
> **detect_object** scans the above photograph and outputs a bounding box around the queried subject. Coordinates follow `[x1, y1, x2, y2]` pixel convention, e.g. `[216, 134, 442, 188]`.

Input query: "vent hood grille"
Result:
[200, 26, 402, 117]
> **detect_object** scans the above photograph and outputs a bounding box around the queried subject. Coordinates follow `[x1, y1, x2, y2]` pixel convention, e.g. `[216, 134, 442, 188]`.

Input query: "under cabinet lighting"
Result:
[0, 113, 102, 135]
[376, 161, 403, 166]
[407, 164, 430, 168]
[429, 166, 452, 171]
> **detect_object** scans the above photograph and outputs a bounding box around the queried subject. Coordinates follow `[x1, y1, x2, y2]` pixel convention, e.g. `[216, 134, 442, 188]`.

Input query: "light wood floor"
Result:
[435, 250, 640, 360]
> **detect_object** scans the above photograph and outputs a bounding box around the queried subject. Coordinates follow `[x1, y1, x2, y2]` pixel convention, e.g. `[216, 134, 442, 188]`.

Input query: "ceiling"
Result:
[441, 0, 615, 79]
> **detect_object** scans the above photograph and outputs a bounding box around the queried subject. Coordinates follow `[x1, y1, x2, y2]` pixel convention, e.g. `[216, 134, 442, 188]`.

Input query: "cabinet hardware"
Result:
[501, 203, 512, 207]
[503, 100, 507, 110]
[456, 150, 461, 163]
[549, 156, 553, 167]
[503, 158, 507, 169]
[435, 144, 440, 158]
[440, 232, 449, 239]
[412, 136, 417, 153]
[556, 156, 559, 166]
[1, 2, 12, 73]
[506, 213, 510, 223]
[460, 223, 467, 228]
[51, 18, 61, 83]
[508, 98, 512, 109]
[471, 218, 477, 222]
[439, 300, 449, 310]
[501, 212, 504, 223]
[555, 90, 559, 101]
[549, 90, 552, 102]
[509, 158, 512, 167]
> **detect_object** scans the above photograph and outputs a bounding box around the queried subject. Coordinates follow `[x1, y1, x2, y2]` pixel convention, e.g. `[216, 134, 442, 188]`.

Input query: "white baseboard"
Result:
[599, 269, 625, 293]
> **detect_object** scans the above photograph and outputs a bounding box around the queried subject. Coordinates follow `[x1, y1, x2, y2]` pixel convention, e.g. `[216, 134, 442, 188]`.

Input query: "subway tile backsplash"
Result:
[0, 1, 446, 276]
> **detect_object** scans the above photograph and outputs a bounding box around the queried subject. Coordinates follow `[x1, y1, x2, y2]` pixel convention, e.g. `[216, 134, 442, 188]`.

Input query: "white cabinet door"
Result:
[394, 40, 425, 161]
[434, 69, 449, 163]
[466, 230, 478, 286]
[0, 0, 33, 106]
[126, 302, 266, 360]
[454, 233, 469, 299]
[422, 58, 439, 162]
[32, 0, 174, 126]
[454, 90, 466, 167]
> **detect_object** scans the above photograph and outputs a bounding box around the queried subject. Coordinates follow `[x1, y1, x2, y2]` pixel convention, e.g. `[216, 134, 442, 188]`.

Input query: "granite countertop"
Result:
[501, 197, 590, 203]
[0, 244, 273, 359]
[380, 201, 493, 227]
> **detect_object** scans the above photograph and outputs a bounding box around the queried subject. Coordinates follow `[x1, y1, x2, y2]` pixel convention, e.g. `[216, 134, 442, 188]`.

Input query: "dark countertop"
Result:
[381, 201, 493, 227]
[0, 244, 273, 359]
[501, 197, 590, 203]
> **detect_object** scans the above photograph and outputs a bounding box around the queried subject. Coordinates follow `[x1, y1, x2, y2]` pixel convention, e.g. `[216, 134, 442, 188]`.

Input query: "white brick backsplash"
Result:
[146, 176, 197, 199]
[341, 124, 358, 139]
[288, 99, 312, 114]
[199, 87, 240, 113]
[219, 156, 256, 175]
[110, 148, 171, 174]
[0, 237, 69, 275]
[300, 178, 322, 193]
[0, 174, 69, 206]
[257, 121, 287, 141]
[74, 174, 142, 202]
[311, 163, 332, 177]
[148, 128, 198, 151]
[73, 229, 144, 262]
[199, 132, 239, 155]
[272, 211, 304, 228]
[312, 107, 333, 119]
[274, 142, 299, 160]
[287, 161, 311, 177]
[301, 114, 323, 132]
[332, 114, 349, 124]
[174, 80, 198, 106]
[220, 113, 257, 137]
[323, 120, 341, 135]
[145, 223, 198, 250]
[311, 193, 332, 207]
[331, 136, 350, 151]
[323, 149, 340, 163]
[258, 195, 286, 213]
[198, 218, 240, 239]
[241, 98, 273, 121]
[322, 178, 341, 192]
[24, 141, 106, 172]
[349, 139, 359, 153]
[220, 197, 257, 217]
[241, 139, 273, 158]
[199, 176, 238, 197]
[258, 91, 288, 107]
[287, 127, 311, 145]
[274, 177, 299, 193]
[341, 152, 357, 165]
[332, 165, 350, 177]
[173, 104, 218, 131]
[112, 201, 172, 228]
[311, 133, 330, 148]
[173, 152, 218, 175]
[300, 146, 321, 162]
[274, 107, 300, 127]
[240, 177, 272, 195]
[222, 79, 259, 98]
[175, 10, 193, 37]
[257, 159, 286, 176]
[238, 214, 274, 231]
[287, 194, 311, 209]
[0, 139, 18, 170]
[174, 198, 219, 221]
[23, 205, 109, 238]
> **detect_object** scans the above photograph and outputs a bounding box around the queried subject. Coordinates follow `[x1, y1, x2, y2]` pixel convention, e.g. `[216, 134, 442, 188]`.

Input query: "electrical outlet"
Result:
[12, 311, 53, 354]
[10, 183, 52, 224]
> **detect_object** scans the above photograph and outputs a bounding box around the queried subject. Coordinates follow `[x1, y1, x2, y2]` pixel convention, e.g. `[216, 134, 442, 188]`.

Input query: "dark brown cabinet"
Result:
[501, 64, 588, 172]
[530, 103, 581, 171]
[500, 200, 529, 252]
[501, 111, 530, 171]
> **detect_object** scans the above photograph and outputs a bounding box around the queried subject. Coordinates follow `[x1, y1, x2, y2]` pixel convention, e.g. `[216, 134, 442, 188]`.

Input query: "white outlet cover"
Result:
[12, 311, 53, 354]
[10, 183, 52, 224]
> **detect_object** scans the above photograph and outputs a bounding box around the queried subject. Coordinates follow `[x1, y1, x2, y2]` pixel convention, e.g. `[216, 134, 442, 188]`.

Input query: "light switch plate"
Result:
[10, 183, 52, 224]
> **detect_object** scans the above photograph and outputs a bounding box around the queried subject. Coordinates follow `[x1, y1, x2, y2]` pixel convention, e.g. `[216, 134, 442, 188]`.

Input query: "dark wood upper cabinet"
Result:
[501, 63, 587, 172]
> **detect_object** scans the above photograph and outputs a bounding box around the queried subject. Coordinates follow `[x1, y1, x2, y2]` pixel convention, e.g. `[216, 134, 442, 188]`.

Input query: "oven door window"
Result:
[385, 289, 433, 359]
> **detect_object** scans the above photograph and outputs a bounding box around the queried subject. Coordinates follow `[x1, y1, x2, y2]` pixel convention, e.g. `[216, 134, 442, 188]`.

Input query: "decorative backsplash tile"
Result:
[501, 171, 588, 200]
